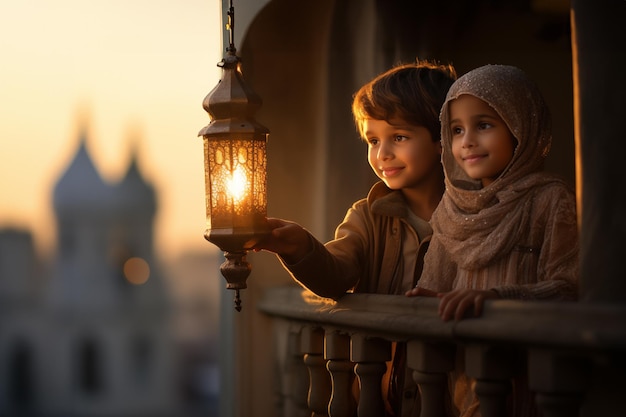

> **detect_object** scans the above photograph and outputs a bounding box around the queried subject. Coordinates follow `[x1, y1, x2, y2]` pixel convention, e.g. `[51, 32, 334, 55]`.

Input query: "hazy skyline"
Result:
[0, 0, 223, 260]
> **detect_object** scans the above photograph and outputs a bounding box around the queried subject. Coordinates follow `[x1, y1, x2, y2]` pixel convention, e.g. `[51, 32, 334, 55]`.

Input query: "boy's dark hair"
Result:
[352, 60, 457, 142]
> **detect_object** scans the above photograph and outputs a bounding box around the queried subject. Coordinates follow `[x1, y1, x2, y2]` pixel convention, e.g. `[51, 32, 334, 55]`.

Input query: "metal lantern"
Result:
[198, 2, 270, 311]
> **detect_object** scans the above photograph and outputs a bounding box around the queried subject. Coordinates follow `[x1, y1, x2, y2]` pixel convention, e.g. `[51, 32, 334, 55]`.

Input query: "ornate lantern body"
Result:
[198, 32, 270, 311]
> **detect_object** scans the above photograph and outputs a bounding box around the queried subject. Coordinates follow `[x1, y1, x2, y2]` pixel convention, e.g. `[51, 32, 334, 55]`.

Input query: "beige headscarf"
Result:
[428, 64, 565, 270]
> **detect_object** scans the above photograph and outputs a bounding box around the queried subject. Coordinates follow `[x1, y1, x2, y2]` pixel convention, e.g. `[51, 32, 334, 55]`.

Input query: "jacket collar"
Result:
[368, 181, 410, 218]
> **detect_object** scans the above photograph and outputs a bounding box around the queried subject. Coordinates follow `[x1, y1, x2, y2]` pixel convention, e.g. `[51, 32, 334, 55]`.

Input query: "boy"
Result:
[255, 60, 456, 298]
[255, 60, 457, 416]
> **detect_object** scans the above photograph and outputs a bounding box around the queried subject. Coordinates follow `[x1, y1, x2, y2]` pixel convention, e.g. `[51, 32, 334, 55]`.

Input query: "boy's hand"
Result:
[253, 218, 312, 264]
[437, 289, 499, 322]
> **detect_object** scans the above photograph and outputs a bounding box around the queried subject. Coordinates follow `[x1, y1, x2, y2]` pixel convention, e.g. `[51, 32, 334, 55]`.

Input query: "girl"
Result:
[407, 64, 579, 416]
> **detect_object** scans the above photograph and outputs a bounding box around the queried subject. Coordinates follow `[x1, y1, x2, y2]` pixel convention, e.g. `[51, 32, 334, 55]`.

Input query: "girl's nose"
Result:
[461, 132, 475, 148]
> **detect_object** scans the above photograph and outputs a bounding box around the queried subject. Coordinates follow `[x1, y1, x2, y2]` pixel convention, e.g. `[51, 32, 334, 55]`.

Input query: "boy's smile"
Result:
[380, 166, 404, 177]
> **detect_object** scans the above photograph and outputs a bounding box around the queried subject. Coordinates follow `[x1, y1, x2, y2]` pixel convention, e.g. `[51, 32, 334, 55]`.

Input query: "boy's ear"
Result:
[437, 140, 443, 155]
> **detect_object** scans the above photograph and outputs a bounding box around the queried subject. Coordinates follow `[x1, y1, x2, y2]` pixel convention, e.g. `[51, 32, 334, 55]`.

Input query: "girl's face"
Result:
[448, 95, 516, 187]
[364, 118, 442, 191]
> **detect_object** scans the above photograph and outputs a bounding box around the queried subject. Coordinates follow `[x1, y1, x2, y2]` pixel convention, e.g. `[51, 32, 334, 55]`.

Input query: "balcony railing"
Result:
[258, 285, 626, 417]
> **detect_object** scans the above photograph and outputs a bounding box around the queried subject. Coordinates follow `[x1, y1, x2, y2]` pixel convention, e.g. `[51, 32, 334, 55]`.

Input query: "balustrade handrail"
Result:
[259, 285, 626, 352]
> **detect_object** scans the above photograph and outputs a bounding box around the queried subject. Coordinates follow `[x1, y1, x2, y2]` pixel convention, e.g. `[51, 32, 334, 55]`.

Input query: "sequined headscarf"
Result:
[428, 64, 563, 270]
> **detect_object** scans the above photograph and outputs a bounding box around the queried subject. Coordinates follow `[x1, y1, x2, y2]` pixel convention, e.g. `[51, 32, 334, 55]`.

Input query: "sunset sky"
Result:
[0, 0, 223, 260]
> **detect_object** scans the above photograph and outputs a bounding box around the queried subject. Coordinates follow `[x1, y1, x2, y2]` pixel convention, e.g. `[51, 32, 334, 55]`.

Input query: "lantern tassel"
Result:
[234, 290, 242, 312]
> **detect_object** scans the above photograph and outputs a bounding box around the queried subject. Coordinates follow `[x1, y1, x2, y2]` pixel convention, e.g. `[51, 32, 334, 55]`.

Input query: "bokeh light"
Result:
[123, 257, 150, 285]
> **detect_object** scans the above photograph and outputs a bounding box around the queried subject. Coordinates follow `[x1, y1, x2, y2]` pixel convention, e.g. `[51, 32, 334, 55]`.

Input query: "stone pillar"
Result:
[351, 334, 391, 417]
[282, 326, 311, 417]
[302, 326, 331, 416]
[406, 341, 455, 417]
[528, 350, 588, 417]
[325, 331, 356, 417]
[464, 345, 519, 417]
[572, 0, 626, 303]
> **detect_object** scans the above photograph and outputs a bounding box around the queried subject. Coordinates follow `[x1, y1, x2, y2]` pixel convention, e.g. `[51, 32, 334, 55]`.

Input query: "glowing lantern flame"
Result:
[227, 166, 247, 203]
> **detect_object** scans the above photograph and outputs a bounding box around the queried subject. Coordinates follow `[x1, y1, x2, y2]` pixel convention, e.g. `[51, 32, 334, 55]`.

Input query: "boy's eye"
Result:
[394, 135, 408, 142]
[367, 138, 379, 146]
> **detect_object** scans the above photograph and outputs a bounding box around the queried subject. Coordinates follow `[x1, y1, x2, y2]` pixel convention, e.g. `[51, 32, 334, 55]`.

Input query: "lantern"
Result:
[198, 1, 270, 311]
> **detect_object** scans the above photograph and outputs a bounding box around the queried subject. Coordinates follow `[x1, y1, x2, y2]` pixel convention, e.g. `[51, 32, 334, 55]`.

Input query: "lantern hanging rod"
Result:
[226, 0, 236, 55]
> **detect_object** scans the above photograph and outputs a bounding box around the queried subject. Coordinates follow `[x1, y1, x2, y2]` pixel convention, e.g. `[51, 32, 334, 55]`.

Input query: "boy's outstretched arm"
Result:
[254, 217, 358, 299]
[253, 217, 313, 264]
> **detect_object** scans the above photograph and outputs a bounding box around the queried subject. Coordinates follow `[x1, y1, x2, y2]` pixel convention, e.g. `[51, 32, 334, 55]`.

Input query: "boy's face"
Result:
[448, 95, 516, 187]
[364, 118, 442, 191]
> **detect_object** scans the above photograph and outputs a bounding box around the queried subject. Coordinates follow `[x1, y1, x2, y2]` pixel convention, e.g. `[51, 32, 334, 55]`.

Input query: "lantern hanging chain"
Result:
[226, 0, 236, 54]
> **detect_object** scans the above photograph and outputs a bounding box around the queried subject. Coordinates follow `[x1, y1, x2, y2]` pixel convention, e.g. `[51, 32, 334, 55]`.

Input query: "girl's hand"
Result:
[253, 218, 312, 263]
[405, 286, 438, 297]
[437, 289, 499, 321]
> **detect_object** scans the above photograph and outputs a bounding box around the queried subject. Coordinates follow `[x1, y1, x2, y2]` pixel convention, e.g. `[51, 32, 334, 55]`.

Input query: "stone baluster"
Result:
[528, 350, 588, 417]
[302, 326, 331, 416]
[282, 326, 311, 417]
[464, 344, 519, 417]
[407, 341, 456, 417]
[325, 330, 356, 417]
[351, 334, 391, 417]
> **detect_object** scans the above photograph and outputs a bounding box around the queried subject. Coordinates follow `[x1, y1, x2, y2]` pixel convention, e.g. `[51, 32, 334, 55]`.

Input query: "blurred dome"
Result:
[113, 150, 156, 215]
[52, 133, 114, 216]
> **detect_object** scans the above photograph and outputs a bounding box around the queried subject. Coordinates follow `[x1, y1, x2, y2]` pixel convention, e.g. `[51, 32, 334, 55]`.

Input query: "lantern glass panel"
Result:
[204, 135, 267, 231]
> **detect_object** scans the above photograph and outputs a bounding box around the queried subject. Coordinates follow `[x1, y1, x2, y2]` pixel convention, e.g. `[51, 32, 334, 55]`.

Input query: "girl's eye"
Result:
[451, 126, 463, 135]
[367, 138, 379, 146]
[395, 135, 408, 142]
[478, 122, 493, 130]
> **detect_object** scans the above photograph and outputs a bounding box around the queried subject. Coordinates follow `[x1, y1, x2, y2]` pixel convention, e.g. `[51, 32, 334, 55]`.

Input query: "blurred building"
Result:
[0, 130, 181, 416]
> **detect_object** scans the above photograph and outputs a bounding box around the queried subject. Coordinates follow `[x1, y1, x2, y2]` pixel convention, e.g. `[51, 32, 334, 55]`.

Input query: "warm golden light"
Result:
[0, 2, 221, 258]
[204, 138, 267, 234]
[123, 257, 150, 285]
[227, 165, 247, 204]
